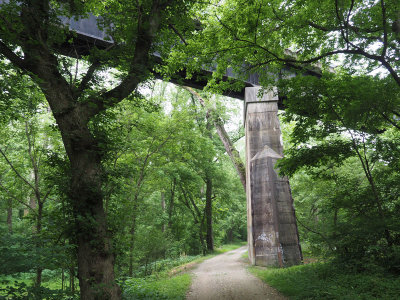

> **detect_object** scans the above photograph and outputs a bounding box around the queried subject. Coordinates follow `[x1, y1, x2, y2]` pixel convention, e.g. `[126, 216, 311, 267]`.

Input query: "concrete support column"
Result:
[245, 87, 302, 267]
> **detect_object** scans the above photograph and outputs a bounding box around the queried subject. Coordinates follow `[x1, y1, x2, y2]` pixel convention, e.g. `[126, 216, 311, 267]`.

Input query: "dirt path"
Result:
[186, 246, 286, 300]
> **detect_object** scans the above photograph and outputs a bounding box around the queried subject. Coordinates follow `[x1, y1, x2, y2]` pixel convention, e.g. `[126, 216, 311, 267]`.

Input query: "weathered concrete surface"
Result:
[186, 246, 286, 300]
[245, 87, 302, 267]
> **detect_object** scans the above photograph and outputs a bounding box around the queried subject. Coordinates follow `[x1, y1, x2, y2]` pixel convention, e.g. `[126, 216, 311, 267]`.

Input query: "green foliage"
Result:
[0, 280, 78, 300]
[250, 262, 400, 300]
[0, 69, 246, 295]
[0, 234, 72, 275]
[274, 72, 400, 272]
[122, 274, 191, 300]
[173, 0, 400, 92]
[213, 241, 247, 254]
[120, 242, 245, 300]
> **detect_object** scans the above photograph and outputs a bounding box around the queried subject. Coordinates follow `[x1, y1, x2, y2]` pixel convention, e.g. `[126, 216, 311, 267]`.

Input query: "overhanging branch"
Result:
[0, 41, 26, 70]
[82, 0, 163, 118]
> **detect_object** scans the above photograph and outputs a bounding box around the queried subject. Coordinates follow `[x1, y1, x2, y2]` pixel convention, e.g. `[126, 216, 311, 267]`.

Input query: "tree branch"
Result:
[75, 60, 102, 99]
[168, 24, 188, 45]
[380, 0, 388, 56]
[82, 0, 164, 118]
[296, 215, 334, 251]
[307, 21, 382, 34]
[380, 112, 400, 130]
[0, 41, 27, 70]
[0, 181, 37, 215]
[0, 147, 35, 191]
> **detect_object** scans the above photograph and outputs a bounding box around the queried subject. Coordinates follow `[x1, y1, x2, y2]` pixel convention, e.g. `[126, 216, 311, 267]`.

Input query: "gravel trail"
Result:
[186, 246, 286, 300]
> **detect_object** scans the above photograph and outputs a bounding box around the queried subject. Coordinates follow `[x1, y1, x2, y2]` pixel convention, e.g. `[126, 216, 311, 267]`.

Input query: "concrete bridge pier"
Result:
[245, 87, 302, 267]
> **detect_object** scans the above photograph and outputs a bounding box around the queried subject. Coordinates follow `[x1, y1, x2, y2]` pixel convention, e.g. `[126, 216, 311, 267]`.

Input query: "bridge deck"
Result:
[61, 13, 263, 100]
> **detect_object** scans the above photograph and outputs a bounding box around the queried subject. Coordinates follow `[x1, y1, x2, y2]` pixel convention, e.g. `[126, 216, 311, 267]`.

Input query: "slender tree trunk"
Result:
[7, 198, 12, 233]
[35, 200, 43, 287]
[161, 192, 165, 233]
[35, 268, 43, 288]
[350, 135, 393, 246]
[128, 178, 143, 277]
[70, 268, 75, 293]
[128, 214, 137, 277]
[205, 177, 213, 252]
[181, 185, 207, 255]
[62, 269, 65, 290]
[198, 220, 207, 255]
[227, 229, 233, 243]
[167, 178, 176, 229]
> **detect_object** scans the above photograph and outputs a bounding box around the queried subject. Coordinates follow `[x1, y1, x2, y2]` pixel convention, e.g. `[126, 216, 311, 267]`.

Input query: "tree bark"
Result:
[68, 141, 121, 299]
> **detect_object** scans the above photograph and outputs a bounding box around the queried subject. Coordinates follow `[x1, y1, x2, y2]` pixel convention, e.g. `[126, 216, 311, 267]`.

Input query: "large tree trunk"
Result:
[205, 177, 213, 252]
[69, 146, 120, 299]
[21, 59, 122, 297]
[49, 92, 121, 299]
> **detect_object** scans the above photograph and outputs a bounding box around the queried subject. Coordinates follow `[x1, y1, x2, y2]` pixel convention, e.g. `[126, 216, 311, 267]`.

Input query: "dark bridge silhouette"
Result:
[61, 14, 276, 101]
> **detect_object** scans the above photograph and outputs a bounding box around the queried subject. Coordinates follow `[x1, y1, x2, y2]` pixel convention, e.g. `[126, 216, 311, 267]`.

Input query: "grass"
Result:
[0, 242, 247, 300]
[122, 241, 247, 300]
[214, 241, 247, 254]
[122, 273, 191, 300]
[249, 262, 400, 300]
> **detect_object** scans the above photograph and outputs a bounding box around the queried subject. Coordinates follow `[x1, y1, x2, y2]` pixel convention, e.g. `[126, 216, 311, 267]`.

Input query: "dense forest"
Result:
[0, 78, 248, 298]
[0, 0, 400, 299]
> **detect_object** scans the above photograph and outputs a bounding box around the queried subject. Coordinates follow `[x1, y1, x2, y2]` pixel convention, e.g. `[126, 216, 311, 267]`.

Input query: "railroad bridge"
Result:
[45, 13, 304, 267]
